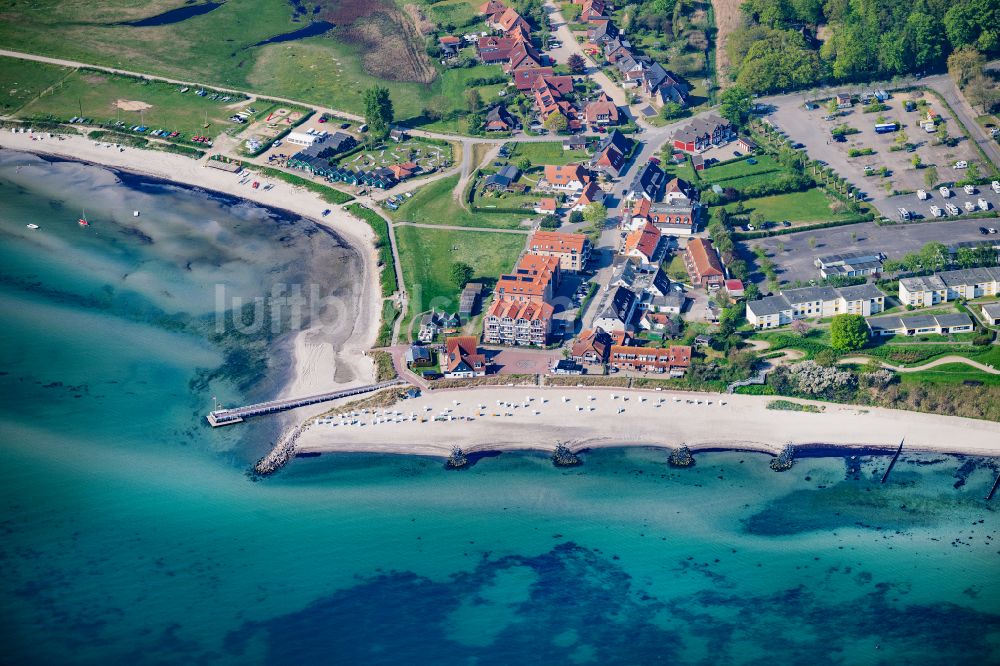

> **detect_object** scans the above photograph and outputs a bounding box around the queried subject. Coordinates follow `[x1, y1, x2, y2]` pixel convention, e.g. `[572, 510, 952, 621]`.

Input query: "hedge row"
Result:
[732, 214, 873, 240]
[345, 203, 398, 297]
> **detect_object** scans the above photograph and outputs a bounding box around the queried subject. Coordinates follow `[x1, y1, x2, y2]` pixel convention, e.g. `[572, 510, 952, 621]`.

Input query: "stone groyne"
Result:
[252, 424, 308, 477]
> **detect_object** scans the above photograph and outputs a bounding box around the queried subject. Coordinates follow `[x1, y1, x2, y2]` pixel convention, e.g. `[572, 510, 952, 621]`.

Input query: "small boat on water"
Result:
[26, 223, 39, 229]
[78, 210, 90, 227]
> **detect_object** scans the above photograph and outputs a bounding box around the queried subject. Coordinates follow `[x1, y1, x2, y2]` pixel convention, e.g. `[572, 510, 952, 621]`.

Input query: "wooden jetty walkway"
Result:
[206, 379, 405, 426]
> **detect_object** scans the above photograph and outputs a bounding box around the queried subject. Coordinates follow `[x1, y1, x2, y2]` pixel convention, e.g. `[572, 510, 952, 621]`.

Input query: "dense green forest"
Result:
[728, 0, 1000, 93]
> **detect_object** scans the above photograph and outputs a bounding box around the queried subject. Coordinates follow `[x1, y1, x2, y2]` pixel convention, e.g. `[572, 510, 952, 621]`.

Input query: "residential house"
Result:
[724, 279, 745, 298]
[621, 222, 663, 270]
[580, 0, 607, 22]
[438, 36, 462, 56]
[490, 7, 531, 36]
[898, 267, 1000, 307]
[588, 20, 619, 47]
[866, 313, 974, 337]
[663, 177, 693, 204]
[563, 136, 587, 151]
[527, 230, 592, 271]
[646, 290, 685, 315]
[541, 164, 592, 191]
[584, 92, 619, 126]
[684, 237, 725, 288]
[835, 93, 852, 109]
[814, 251, 884, 279]
[442, 336, 488, 378]
[745, 284, 887, 329]
[479, 0, 507, 22]
[459, 283, 483, 318]
[483, 164, 521, 191]
[534, 198, 558, 215]
[512, 65, 554, 91]
[671, 114, 735, 153]
[484, 104, 517, 132]
[504, 41, 542, 74]
[405, 345, 434, 368]
[593, 285, 639, 332]
[609, 344, 692, 377]
[640, 311, 682, 337]
[389, 128, 409, 142]
[590, 129, 631, 177]
[640, 63, 689, 108]
[477, 35, 518, 64]
[571, 327, 623, 365]
[571, 181, 606, 211]
[624, 161, 665, 201]
[980, 302, 1000, 325]
[418, 310, 460, 343]
[552, 359, 585, 375]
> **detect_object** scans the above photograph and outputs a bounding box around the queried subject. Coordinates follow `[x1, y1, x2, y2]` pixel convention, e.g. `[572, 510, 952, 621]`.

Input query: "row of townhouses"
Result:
[898, 267, 1000, 307]
[746, 284, 887, 329]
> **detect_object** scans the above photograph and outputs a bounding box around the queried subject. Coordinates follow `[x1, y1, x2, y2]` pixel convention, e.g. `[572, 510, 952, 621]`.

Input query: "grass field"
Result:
[14, 67, 253, 139]
[419, 0, 484, 29]
[701, 155, 782, 183]
[390, 175, 531, 230]
[0, 0, 494, 129]
[723, 189, 854, 223]
[506, 141, 591, 166]
[0, 57, 73, 115]
[395, 225, 525, 338]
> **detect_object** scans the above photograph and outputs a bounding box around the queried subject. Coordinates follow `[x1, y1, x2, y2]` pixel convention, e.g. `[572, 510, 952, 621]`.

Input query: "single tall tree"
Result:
[830, 314, 869, 352]
[567, 53, 586, 74]
[719, 86, 753, 129]
[363, 85, 394, 142]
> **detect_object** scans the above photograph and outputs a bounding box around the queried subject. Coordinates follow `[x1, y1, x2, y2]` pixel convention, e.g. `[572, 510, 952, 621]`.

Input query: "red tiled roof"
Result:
[686, 238, 724, 278]
[543, 163, 589, 186]
[624, 222, 661, 261]
[529, 230, 588, 254]
[445, 336, 485, 373]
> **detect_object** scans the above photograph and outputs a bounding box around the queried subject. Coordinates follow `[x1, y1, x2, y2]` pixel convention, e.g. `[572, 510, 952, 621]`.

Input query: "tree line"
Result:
[727, 0, 1000, 94]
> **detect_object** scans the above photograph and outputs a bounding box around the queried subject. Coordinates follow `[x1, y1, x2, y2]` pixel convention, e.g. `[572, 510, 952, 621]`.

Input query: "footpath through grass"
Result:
[389, 175, 530, 230]
[345, 204, 397, 297]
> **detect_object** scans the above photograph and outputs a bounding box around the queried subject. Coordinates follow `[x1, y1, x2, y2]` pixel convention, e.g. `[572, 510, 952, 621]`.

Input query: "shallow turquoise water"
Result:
[0, 151, 998, 665]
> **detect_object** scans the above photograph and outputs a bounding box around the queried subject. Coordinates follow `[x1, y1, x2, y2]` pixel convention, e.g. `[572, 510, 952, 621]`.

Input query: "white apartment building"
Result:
[898, 267, 1000, 307]
[746, 284, 886, 329]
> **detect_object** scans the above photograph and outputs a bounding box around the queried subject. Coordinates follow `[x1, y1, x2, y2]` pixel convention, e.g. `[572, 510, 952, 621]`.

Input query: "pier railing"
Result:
[206, 379, 405, 426]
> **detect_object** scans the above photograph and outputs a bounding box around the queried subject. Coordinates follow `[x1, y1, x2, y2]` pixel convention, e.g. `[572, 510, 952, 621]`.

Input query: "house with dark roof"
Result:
[484, 104, 517, 132]
[746, 284, 886, 328]
[571, 327, 616, 364]
[866, 312, 974, 337]
[624, 161, 665, 201]
[483, 164, 520, 191]
[593, 286, 639, 332]
[588, 20, 619, 47]
[590, 129, 631, 177]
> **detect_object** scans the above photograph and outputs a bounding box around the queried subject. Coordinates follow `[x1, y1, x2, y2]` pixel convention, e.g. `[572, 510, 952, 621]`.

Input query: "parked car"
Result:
[733, 151, 742, 157]
[980, 227, 990, 235]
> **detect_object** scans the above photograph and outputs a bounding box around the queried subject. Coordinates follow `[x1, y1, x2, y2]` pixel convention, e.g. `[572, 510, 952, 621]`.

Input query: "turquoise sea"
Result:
[0, 150, 998, 665]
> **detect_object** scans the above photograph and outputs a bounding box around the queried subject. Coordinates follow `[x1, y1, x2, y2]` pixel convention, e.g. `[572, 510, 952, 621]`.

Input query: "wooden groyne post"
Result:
[880, 438, 905, 484]
[987, 472, 1000, 501]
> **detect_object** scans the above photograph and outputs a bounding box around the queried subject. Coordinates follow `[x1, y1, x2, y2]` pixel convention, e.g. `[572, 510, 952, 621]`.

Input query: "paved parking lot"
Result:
[885, 183, 999, 222]
[747, 217, 999, 285]
[490, 348, 563, 375]
[768, 91, 983, 215]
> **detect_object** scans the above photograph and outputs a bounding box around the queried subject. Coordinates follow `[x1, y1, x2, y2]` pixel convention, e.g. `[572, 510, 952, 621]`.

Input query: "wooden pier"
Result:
[206, 379, 405, 427]
[880, 438, 905, 484]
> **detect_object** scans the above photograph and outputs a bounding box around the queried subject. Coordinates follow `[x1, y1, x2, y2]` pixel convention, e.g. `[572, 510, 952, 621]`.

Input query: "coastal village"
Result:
[2, 0, 1000, 457]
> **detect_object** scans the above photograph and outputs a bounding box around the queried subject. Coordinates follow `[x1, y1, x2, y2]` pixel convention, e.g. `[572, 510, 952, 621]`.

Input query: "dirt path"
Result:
[710, 0, 742, 89]
[838, 355, 1000, 375]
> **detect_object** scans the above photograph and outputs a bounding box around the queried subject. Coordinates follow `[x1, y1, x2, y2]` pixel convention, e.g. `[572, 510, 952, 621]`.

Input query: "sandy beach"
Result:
[0, 130, 380, 403]
[296, 385, 1000, 458]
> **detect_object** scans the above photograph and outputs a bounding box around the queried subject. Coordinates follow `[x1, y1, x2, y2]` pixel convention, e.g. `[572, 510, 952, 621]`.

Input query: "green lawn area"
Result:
[421, 0, 485, 29]
[15, 68, 253, 139]
[0, 57, 73, 114]
[506, 141, 590, 166]
[899, 363, 1000, 386]
[722, 189, 855, 224]
[0, 1, 497, 129]
[395, 225, 525, 340]
[700, 155, 783, 184]
[389, 175, 531, 230]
